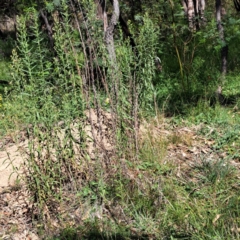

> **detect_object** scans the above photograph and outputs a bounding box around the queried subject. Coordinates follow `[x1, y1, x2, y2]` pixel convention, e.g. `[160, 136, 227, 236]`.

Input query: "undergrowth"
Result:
[0, 1, 239, 240]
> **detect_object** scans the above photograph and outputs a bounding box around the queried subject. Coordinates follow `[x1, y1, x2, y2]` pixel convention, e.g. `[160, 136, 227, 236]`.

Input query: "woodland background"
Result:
[0, 0, 240, 239]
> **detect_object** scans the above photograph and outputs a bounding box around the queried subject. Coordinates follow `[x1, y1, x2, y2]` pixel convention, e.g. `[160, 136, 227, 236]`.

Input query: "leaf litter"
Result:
[0, 114, 240, 239]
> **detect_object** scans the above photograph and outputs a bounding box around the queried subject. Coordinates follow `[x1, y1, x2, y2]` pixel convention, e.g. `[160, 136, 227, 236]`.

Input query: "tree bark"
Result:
[182, 0, 206, 31]
[104, 0, 119, 63]
[104, 0, 120, 100]
[102, 0, 120, 146]
[93, 0, 121, 102]
[198, 0, 206, 25]
[187, 0, 195, 30]
[95, 0, 108, 31]
[94, 0, 120, 62]
[216, 0, 227, 76]
[109, 0, 136, 48]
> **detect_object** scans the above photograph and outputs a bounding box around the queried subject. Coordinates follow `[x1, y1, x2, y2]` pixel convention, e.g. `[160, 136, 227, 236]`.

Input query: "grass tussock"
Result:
[20, 115, 238, 240]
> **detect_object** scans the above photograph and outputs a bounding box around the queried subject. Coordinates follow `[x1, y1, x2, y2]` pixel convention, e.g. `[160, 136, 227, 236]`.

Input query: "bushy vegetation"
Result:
[0, 0, 240, 239]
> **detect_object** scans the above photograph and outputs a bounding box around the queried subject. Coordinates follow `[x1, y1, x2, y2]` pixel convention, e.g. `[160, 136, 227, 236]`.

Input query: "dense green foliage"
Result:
[0, 0, 240, 239]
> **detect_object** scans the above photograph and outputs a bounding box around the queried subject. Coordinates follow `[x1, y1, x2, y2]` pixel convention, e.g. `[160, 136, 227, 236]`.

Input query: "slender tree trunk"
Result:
[109, 0, 136, 48]
[104, 0, 119, 62]
[216, 0, 228, 76]
[215, 0, 228, 104]
[95, 0, 120, 66]
[104, 0, 120, 104]
[94, 0, 121, 103]
[198, 0, 206, 26]
[187, 0, 195, 30]
[182, 0, 206, 30]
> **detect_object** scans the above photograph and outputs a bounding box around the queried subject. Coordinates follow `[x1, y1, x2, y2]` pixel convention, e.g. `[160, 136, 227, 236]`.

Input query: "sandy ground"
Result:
[0, 109, 112, 192]
[0, 139, 27, 192]
[0, 117, 240, 239]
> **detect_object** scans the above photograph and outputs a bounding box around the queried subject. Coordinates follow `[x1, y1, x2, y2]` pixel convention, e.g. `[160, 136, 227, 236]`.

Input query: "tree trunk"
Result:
[187, 0, 195, 30]
[104, 0, 120, 103]
[182, 0, 206, 31]
[95, 0, 108, 31]
[198, 0, 206, 26]
[216, 0, 227, 76]
[215, 0, 228, 104]
[109, 0, 136, 48]
[104, 0, 119, 62]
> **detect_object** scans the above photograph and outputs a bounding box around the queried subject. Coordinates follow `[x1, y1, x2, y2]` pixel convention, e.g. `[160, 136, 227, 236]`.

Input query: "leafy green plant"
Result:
[1, 1, 240, 239]
[133, 14, 158, 111]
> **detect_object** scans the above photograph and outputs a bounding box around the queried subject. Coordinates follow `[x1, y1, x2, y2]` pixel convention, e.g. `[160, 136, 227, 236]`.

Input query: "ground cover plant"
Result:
[0, 0, 240, 239]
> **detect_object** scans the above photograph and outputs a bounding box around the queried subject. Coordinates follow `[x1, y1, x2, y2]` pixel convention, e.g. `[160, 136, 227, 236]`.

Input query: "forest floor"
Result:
[0, 116, 240, 239]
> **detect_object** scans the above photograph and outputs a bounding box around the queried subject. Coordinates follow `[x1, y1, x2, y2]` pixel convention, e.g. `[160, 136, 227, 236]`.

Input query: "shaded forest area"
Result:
[0, 0, 240, 239]
[1, 0, 240, 112]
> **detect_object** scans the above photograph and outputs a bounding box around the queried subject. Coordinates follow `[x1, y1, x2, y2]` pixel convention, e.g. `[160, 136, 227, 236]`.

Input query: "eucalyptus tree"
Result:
[215, 0, 240, 76]
[181, 0, 240, 28]
[94, 0, 120, 110]
[216, 0, 227, 76]
[182, 0, 206, 31]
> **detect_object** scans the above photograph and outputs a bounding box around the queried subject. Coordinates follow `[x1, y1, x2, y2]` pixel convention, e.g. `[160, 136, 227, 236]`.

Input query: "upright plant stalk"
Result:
[136, 16, 157, 109]
[169, 1, 185, 91]
[16, 15, 34, 89]
[70, 0, 92, 100]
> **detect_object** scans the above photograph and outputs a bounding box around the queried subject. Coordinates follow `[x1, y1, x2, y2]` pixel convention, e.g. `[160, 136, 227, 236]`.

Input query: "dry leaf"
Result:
[213, 214, 221, 225]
